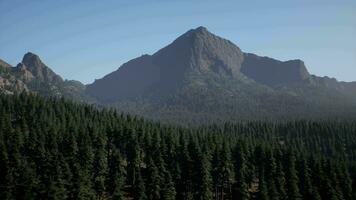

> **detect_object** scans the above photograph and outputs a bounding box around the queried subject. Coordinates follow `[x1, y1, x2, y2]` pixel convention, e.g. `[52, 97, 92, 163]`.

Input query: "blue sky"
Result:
[0, 0, 355, 84]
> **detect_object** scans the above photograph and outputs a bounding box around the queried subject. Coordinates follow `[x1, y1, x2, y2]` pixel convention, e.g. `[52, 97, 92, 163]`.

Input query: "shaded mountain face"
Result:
[0, 53, 91, 102]
[86, 26, 356, 124]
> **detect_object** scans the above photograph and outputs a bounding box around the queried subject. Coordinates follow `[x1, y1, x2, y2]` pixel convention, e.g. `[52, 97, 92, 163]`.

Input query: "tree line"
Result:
[0, 94, 355, 199]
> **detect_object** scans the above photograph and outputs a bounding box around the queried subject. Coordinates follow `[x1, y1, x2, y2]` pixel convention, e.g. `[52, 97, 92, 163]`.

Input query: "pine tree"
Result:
[336, 163, 352, 200]
[265, 150, 279, 200]
[161, 172, 176, 200]
[257, 173, 269, 200]
[275, 153, 287, 200]
[133, 168, 146, 200]
[197, 150, 213, 200]
[296, 156, 315, 200]
[108, 149, 126, 199]
[145, 157, 161, 200]
[284, 152, 301, 200]
[233, 143, 249, 200]
[74, 164, 95, 200]
[0, 128, 13, 200]
[93, 137, 108, 199]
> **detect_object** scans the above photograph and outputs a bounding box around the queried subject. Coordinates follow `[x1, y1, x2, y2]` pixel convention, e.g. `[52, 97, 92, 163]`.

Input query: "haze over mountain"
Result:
[1, 27, 356, 124]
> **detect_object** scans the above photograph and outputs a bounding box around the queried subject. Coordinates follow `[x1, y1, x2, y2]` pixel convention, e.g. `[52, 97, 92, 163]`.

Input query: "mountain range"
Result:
[1, 26, 356, 125]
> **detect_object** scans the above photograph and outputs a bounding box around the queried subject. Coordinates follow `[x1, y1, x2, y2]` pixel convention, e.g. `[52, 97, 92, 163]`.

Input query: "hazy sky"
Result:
[0, 0, 355, 84]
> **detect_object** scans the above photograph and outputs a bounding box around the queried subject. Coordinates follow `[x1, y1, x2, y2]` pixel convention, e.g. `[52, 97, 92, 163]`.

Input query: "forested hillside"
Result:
[0, 94, 355, 200]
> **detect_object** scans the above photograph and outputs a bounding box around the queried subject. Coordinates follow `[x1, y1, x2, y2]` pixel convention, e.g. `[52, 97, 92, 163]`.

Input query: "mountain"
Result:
[86, 26, 245, 102]
[2, 27, 355, 125]
[86, 26, 356, 124]
[0, 52, 91, 102]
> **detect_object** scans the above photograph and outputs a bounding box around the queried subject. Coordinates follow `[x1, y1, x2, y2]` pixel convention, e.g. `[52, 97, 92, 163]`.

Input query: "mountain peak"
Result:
[190, 26, 209, 34]
[22, 52, 43, 70]
[23, 52, 39, 58]
[23, 52, 40, 62]
[21, 52, 63, 83]
[181, 26, 213, 40]
[153, 26, 244, 77]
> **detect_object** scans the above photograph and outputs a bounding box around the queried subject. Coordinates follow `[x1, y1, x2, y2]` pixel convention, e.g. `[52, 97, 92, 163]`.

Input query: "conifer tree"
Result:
[265, 150, 279, 200]
[0, 130, 13, 200]
[93, 137, 108, 199]
[284, 152, 302, 200]
[197, 150, 213, 200]
[133, 168, 146, 200]
[145, 157, 161, 200]
[233, 143, 249, 200]
[257, 173, 269, 200]
[275, 154, 287, 200]
[161, 172, 176, 200]
[108, 149, 126, 199]
[296, 156, 315, 200]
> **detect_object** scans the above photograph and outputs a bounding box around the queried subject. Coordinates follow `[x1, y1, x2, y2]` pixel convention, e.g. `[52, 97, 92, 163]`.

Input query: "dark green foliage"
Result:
[0, 93, 355, 199]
